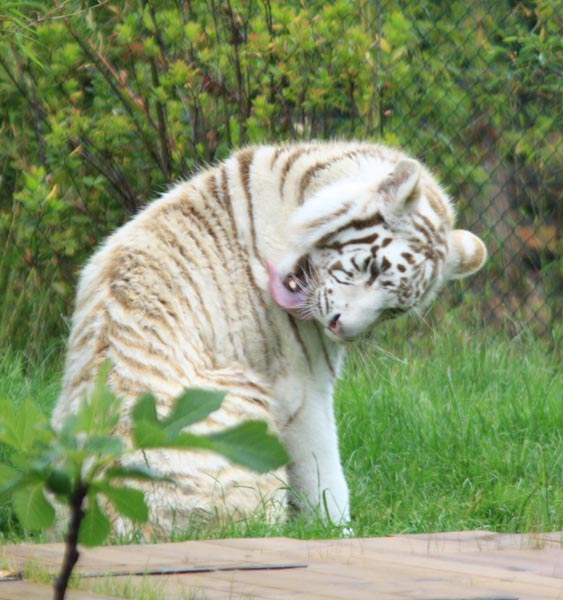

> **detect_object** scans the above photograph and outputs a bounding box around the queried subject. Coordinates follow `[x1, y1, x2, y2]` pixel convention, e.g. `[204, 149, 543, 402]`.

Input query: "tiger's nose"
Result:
[328, 313, 342, 334]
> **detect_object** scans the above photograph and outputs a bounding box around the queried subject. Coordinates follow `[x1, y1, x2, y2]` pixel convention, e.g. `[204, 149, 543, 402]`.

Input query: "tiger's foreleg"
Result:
[277, 385, 350, 526]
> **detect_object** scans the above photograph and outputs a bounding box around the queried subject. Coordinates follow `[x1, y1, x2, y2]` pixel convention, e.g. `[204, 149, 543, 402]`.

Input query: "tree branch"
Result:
[53, 483, 88, 600]
[51, 0, 166, 174]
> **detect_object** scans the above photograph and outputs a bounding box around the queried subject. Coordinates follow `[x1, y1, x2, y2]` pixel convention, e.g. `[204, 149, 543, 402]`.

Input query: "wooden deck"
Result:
[1, 530, 562, 599]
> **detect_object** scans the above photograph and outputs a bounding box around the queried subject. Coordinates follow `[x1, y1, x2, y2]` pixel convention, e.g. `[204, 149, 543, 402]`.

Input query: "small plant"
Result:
[0, 364, 288, 599]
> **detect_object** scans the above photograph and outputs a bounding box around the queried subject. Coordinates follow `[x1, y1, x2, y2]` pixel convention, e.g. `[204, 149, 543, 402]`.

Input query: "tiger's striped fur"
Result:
[52, 142, 487, 535]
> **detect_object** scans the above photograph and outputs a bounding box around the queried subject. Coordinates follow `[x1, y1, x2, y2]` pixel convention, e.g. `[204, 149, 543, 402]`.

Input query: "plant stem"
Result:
[53, 483, 88, 600]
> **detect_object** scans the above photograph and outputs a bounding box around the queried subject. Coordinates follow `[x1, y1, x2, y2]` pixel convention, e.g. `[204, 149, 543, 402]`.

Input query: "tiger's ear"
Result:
[379, 159, 421, 210]
[445, 230, 487, 279]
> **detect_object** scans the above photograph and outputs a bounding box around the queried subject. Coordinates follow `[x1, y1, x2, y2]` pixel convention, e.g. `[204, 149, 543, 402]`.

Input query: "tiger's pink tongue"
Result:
[266, 260, 311, 319]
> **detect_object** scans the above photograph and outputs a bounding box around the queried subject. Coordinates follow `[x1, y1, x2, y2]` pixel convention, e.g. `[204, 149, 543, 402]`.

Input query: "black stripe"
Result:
[198, 182, 252, 320]
[221, 163, 280, 361]
[270, 145, 286, 169]
[330, 265, 354, 279]
[323, 289, 330, 317]
[297, 148, 369, 204]
[316, 212, 385, 248]
[297, 158, 334, 204]
[332, 275, 353, 285]
[316, 323, 337, 378]
[279, 147, 314, 197]
[164, 208, 240, 356]
[237, 147, 260, 258]
[287, 315, 313, 372]
[220, 165, 240, 242]
[340, 232, 380, 247]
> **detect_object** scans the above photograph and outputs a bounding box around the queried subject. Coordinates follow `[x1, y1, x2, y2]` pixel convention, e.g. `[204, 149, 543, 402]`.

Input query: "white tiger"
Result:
[52, 142, 487, 535]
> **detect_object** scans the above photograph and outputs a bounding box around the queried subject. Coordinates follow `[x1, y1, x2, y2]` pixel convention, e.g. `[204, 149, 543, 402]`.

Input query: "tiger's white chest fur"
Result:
[52, 142, 486, 535]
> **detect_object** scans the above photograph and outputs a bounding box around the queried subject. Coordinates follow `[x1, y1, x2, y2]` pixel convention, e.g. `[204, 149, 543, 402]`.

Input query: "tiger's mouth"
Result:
[266, 260, 313, 320]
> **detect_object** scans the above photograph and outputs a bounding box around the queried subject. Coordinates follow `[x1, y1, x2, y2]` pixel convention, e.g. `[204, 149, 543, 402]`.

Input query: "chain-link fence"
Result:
[377, 1, 562, 334]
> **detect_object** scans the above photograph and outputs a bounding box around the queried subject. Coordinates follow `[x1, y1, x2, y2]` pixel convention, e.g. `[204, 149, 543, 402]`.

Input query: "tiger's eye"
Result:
[284, 274, 299, 292]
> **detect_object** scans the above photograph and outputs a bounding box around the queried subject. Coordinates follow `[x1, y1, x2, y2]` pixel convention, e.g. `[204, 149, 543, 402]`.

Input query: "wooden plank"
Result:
[401, 530, 563, 552]
[4, 539, 304, 576]
[307, 541, 563, 582]
[1, 531, 561, 600]
[188, 557, 559, 600]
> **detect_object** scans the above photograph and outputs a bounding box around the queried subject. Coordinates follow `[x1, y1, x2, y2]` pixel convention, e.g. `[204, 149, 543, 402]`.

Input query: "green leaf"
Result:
[132, 420, 167, 448]
[0, 397, 48, 451]
[12, 483, 56, 530]
[205, 421, 289, 473]
[131, 393, 159, 425]
[59, 413, 79, 444]
[163, 389, 225, 436]
[83, 435, 124, 456]
[157, 432, 213, 451]
[168, 422, 288, 473]
[78, 495, 111, 546]
[0, 472, 33, 504]
[104, 464, 163, 483]
[131, 389, 226, 447]
[46, 469, 73, 497]
[97, 483, 148, 523]
[75, 361, 120, 435]
[0, 463, 18, 485]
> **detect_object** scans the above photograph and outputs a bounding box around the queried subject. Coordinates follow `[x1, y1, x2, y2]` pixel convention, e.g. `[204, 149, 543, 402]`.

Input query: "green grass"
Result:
[0, 316, 561, 545]
[77, 574, 204, 600]
[0, 348, 61, 410]
[0, 349, 62, 542]
[339, 315, 563, 536]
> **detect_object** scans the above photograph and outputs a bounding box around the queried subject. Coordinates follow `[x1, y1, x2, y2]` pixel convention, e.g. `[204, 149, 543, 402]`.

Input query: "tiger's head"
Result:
[268, 158, 487, 342]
